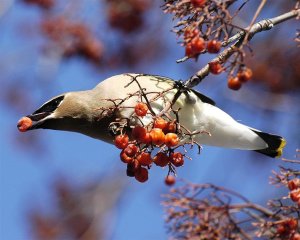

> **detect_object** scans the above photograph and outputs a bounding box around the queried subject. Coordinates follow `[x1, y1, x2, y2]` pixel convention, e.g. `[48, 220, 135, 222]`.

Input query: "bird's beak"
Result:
[17, 112, 52, 132]
[28, 112, 52, 129]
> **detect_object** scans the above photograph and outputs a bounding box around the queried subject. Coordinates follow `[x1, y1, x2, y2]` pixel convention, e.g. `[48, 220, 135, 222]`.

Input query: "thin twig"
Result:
[242, 0, 267, 46]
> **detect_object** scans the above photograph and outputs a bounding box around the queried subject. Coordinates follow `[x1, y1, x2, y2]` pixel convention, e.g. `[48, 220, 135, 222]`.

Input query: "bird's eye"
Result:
[33, 95, 65, 114]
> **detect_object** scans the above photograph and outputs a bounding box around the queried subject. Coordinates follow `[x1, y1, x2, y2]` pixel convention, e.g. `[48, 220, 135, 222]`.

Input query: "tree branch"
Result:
[185, 9, 300, 88]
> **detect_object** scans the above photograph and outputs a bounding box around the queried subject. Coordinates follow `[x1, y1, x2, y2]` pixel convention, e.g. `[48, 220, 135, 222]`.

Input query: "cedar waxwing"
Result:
[17, 73, 286, 157]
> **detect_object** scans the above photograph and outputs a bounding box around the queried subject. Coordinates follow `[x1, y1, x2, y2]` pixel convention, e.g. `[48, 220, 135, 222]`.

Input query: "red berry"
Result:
[165, 175, 176, 186]
[120, 150, 133, 164]
[291, 233, 300, 240]
[277, 219, 298, 236]
[132, 126, 147, 142]
[149, 128, 165, 146]
[153, 152, 170, 167]
[79, 39, 103, 62]
[276, 224, 287, 235]
[165, 133, 180, 147]
[137, 152, 152, 166]
[154, 117, 167, 129]
[208, 61, 223, 74]
[163, 121, 177, 134]
[185, 43, 195, 58]
[114, 134, 129, 149]
[207, 40, 221, 53]
[124, 144, 139, 157]
[126, 167, 135, 177]
[140, 132, 152, 145]
[228, 77, 242, 91]
[288, 178, 300, 191]
[135, 167, 148, 183]
[287, 218, 298, 230]
[191, 37, 206, 54]
[17, 116, 33, 132]
[171, 152, 184, 167]
[134, 102, 148, 117]
[126, 159, 141, 177]
[290, 189, 300, 202]
[237, 67, 253, 82]
[191, 0, 206, 8]
[184, 28, 199, 40]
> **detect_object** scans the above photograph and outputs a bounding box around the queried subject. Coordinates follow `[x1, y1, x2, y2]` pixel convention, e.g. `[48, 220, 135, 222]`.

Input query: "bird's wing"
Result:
[190, 89, 216, 105]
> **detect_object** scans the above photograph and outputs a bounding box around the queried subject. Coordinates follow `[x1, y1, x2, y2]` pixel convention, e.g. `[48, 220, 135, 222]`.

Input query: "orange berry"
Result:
[288, 178, 300, 191]
[137, 152, 152, 166]
[132, 126, 147, 142]
[207, 40, 221, 53]
[290, 189, 300, 202]
[228, 77, 242, 91]
[191, 0, 206, 8]
[208, 61, 223, 74]
[114, 134, 129, 149]
[120, 144, 139, 164]
[191, 37, 206, 54]
[154, 117, 168, 129]
[237, 67, 253, 82]
[134, 102, 148, 117]
[124, 144, 139, 157]
[171, 152, 184, 167]
[153, 152, 170, 167]
[165, 175, 176, 186]
[149, 128, 165, 146]
[135, 167, 148, 183]
[17, 116, 33, 132]
[165, 133, 179, 147]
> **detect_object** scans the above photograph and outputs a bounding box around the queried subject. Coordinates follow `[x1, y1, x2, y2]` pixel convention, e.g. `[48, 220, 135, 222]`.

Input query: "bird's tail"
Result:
[251, 129, 286, 158]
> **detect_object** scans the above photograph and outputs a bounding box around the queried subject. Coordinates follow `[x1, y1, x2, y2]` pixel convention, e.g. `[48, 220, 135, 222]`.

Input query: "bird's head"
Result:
[17, 90, 113, 141]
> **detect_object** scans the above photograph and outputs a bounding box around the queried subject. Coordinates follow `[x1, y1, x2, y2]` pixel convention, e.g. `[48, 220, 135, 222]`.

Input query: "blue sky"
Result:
[1, 1, 299, 240]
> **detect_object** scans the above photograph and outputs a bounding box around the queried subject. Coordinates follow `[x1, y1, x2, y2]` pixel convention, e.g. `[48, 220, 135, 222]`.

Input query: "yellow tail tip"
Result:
[276, 138, 286, 158]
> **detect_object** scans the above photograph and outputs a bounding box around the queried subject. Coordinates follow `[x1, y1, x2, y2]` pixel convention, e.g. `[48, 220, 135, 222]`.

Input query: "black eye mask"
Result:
[28, 95, 65, 121]
[32, 95, 65, 115]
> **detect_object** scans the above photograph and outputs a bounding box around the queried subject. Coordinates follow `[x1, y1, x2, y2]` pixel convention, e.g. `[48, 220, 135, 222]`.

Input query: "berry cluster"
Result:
[41, 17, 103, 64]
[227, 67, 253, 91]
[106, 0, 151, 33]
[288, 178, 300, 206]
[183, 27, 254, 91]
[114, 102, 184, 184]
[184, 28, 222, 58]
[164, 1, 257, 91]
[276, 218, 299, 239]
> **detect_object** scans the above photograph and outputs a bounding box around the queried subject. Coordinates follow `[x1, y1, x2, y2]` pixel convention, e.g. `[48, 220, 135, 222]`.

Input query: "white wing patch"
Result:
[176, 91, 267, 150]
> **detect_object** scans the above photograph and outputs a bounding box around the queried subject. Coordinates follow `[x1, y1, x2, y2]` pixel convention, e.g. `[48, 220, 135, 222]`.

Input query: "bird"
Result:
[17, 73, 286, 158]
